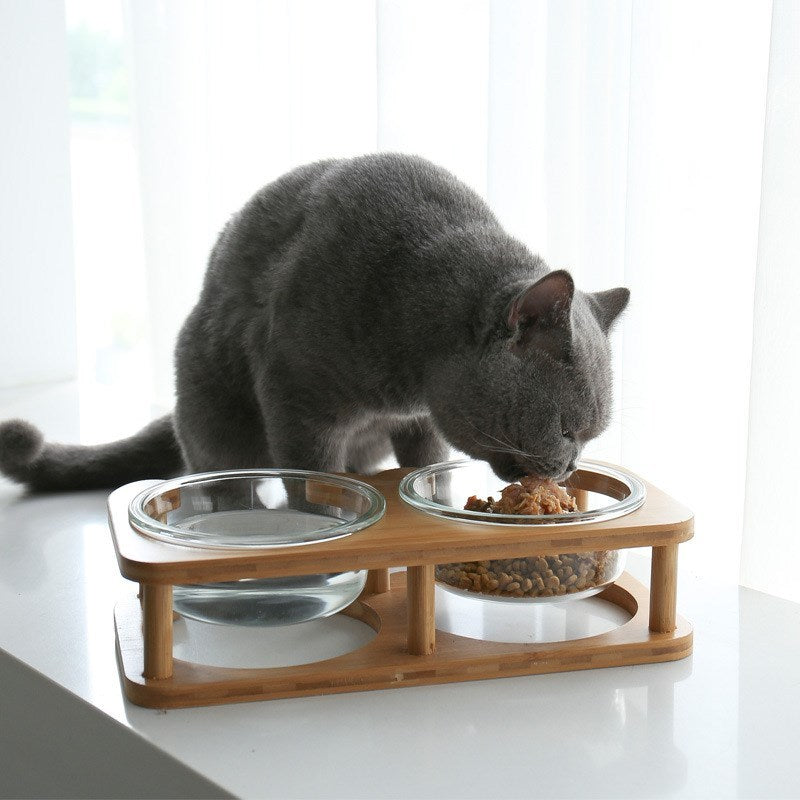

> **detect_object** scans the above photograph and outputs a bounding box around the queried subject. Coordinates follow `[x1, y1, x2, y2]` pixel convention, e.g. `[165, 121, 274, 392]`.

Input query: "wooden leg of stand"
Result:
[407, 565, 435, 655]
[142, 584, 173, 680]
[573, 488, 589, 511]
[649, 544, 678, 633]
[364, 568, 391, 595]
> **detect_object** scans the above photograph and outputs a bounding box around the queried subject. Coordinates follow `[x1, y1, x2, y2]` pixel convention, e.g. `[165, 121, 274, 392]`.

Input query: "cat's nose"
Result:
[553, 461, 578, 483]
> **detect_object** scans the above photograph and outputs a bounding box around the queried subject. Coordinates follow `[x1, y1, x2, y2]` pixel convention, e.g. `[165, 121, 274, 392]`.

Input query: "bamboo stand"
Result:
[108, 467, 693, 709]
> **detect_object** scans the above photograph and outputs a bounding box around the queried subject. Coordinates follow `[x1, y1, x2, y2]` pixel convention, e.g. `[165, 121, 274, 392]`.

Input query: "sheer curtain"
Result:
[741, 0, 800, 603]
[24, 1, 798, 596]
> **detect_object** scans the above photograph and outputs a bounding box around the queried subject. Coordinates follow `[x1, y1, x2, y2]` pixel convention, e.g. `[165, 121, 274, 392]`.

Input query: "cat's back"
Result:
[312, 153, 495, 231]
[193, 154, 504, 359]
[176, 155, 526, 407]
[212, 154, 495, 277]
[204, 159, 336, 289]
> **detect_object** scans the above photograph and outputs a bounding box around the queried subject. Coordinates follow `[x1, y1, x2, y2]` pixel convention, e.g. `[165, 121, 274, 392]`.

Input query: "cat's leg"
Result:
[260, 398, 347, 473]
[173, 386, 274, 513]
[173, 358, 271, 473]
[345, 421, 395, 475]
[390, 416, 449, 467]
[246, 346, 345, 473]
[172, 307, 272, 473]
[257, 398, 354, 517]
[174, 390, 270, 473]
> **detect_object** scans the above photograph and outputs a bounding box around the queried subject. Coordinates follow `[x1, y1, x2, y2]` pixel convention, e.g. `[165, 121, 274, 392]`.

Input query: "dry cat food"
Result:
[435, 552, 612, 598]
[437, 478, 613, 598]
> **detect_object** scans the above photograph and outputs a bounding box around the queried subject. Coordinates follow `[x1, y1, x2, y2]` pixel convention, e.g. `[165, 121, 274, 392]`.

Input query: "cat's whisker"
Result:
[458, 416, 530, 457]
[458, 414, 546, 463]
[489, 425, 529, 455]
[474, 441, 532, 457]
[465, 432, 526, 459]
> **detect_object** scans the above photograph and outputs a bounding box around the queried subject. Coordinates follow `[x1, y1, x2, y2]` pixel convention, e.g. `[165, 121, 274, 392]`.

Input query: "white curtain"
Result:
[741, 0, 800, 603]
[0, 1, 77, 389]
[31, 0, 796, 597]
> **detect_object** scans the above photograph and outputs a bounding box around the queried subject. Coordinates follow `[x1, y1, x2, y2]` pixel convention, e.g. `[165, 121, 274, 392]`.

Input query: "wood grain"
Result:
[364, 568, 391, 595]
[407, 565, 435, 655]
[573, 487, 590, 512]
[142, 584, 173, 679]
[108, 467, 694, 584]
[115, 571, 692, 709]
[649, 544, 679, 633]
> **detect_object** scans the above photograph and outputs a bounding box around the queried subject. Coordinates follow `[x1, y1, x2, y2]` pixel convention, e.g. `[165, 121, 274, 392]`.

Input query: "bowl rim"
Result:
[398, 458, 646, 526]
[128, 468, 387, 549]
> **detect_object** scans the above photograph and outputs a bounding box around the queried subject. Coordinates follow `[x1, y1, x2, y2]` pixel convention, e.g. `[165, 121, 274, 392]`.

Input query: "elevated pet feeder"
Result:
[108, 461, 693, 708]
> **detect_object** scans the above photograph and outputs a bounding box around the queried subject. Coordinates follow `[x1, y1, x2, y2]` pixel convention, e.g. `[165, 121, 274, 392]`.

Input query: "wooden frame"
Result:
[108, 466, 693, 709]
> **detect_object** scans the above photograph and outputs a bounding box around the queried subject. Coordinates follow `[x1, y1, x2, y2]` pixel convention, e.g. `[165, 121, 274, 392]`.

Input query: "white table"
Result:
[1, 389, 799, 798]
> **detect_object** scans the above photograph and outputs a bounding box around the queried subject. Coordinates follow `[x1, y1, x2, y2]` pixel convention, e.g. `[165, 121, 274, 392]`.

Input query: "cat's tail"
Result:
[0, 414, 185, 492]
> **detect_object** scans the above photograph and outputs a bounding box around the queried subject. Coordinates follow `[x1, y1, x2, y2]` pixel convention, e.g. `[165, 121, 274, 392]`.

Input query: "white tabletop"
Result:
[1, 387, 799, 799]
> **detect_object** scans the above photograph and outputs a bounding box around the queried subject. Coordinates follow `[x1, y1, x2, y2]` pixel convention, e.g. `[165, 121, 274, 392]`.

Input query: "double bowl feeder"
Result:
[108, 459, 693, 708]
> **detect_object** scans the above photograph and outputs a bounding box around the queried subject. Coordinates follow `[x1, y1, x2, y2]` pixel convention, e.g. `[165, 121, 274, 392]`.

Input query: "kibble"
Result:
[435, 551, 612, 599]
[438, 479, 615, 599]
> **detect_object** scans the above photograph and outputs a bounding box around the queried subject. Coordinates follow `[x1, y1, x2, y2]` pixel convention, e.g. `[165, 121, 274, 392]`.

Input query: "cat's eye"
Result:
[561, 428, 573, 439]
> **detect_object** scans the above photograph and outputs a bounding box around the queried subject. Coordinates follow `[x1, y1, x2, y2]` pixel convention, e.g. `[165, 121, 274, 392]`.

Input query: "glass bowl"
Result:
[399, 459, 645, 603]
[129, 469, 385, 626]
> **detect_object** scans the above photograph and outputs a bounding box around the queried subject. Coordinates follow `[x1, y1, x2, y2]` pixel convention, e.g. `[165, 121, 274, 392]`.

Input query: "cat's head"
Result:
[426, 270, 629, 483]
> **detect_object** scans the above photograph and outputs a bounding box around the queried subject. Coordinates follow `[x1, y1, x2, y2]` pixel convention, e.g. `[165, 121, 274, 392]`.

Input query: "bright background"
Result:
[1, 0, 798, 600]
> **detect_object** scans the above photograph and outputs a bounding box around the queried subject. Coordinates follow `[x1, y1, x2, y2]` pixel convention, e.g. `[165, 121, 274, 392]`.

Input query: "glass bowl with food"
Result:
[399, 459, 645, 602]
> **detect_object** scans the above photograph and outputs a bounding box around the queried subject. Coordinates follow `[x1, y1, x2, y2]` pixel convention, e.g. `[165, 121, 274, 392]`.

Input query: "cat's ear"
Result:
[507, 270, 574, 360]
[589, 287, 630, 333]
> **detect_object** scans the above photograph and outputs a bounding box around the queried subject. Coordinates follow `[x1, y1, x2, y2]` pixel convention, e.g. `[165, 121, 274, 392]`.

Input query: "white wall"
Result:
[0, 0, 77, 388]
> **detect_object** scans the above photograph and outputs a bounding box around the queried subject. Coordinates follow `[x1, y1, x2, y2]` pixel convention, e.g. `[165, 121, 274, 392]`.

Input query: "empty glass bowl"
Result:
[399, 459, 645, 603]
[129, 469, 385, 626]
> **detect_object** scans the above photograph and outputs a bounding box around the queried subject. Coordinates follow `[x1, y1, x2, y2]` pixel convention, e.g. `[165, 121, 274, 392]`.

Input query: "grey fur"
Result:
[0, 154, 629, 491]
[0, 416, 181, 491]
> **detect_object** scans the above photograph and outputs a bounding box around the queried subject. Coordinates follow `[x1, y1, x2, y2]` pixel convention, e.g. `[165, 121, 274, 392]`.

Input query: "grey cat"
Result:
[0, 153, 628, 491]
